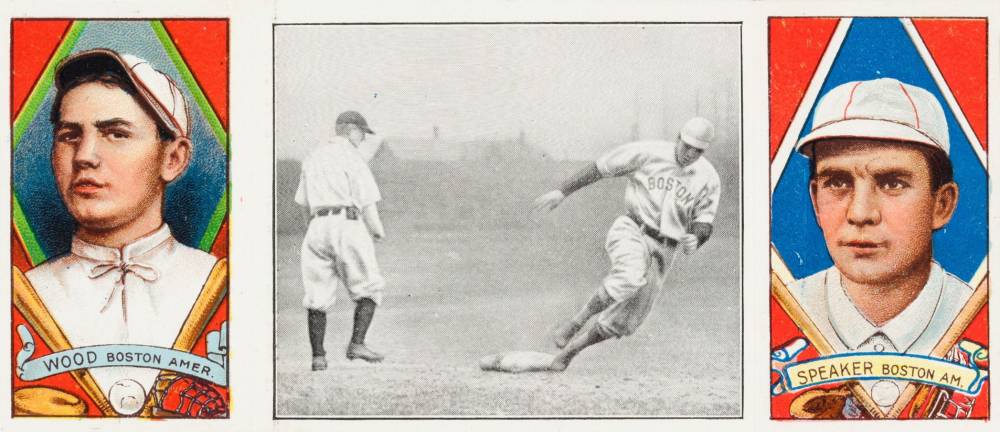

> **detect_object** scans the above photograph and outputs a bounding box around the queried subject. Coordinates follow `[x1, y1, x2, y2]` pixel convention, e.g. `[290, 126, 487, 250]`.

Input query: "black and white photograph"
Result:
[273, 23, 742, 418]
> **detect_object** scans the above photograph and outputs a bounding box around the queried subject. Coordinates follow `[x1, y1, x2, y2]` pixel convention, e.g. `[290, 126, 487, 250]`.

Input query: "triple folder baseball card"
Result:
[0, 1, 997, 432]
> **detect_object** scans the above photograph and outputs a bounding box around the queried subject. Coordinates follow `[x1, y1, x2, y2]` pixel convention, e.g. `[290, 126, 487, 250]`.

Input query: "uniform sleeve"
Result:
[294, 168, 308, 207]
[351, 161, 383, 207]
[692, 171, 722, 224]
[594, 142, 651, 177]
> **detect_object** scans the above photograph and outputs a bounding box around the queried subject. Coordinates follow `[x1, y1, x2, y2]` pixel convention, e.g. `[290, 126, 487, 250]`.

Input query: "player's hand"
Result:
[531, 190, 566, 218]
[680, 234, 699, 255]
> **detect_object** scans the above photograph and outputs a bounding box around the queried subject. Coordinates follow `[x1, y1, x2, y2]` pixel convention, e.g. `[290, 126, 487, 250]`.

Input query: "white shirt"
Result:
[790, 262, 973, 411]
[294, 136, 381, 213]
[596, 140, 722, 240]
[25, 224, 218, 414]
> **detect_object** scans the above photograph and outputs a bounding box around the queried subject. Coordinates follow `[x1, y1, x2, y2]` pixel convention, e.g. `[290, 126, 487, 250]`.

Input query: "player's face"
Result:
[809, 140, 958, 286]
[52, 82, 184, 235]
[675, 139, 704, 167]
[346, 124, 366, 147]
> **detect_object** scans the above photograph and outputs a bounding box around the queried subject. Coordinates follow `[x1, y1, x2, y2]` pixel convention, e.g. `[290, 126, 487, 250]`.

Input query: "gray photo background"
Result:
[275, 24, 741, 417]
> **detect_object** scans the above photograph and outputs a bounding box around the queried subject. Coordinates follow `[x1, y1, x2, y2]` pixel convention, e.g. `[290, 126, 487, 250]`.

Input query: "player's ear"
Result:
[931, 181, 958, 230]
[809, 179, 821, 218]
[161, 136, 192, 183]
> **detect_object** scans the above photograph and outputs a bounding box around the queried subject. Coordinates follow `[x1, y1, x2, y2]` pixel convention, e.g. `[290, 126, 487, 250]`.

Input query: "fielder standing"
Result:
[533, 117, 722, 371]
[296, 110, 388, 370]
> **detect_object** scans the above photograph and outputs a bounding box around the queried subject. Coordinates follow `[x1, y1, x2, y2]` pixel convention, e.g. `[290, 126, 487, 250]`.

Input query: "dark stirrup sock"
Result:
[351, 298, 377, 345]
[307, 309, 327, 357]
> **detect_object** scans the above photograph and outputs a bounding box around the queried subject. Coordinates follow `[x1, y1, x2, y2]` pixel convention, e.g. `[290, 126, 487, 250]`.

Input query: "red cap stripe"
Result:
[843, 81, 863, 120]
[898, 83, 921, 129]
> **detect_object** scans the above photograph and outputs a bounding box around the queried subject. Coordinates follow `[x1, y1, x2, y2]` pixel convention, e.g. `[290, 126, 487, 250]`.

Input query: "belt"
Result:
[313, 206, 359, 220]
[627, 213, 678, 247]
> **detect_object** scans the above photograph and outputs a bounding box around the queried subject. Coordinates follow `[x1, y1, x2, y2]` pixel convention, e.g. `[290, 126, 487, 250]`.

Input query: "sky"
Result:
[275, 24, 740, 160]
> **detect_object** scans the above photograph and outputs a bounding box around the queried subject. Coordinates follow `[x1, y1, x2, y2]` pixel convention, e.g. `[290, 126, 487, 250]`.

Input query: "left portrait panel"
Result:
[10, 19, 229, 418]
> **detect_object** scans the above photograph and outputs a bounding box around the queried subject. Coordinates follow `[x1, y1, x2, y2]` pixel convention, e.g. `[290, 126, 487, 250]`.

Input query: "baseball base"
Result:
[479, 351, 554, 373]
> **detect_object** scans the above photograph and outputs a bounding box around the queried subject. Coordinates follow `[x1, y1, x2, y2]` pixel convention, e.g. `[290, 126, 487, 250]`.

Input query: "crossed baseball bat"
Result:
[12, 259, 228, 417]
[771, 246, 988, 418]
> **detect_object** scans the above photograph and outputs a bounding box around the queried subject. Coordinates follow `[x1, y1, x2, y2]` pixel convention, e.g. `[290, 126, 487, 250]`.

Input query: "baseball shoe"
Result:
[553, 320, 582, 349]
[549, 356, 569, 372]
[346, 343, 384, 363]
[311, 356, 328, 371]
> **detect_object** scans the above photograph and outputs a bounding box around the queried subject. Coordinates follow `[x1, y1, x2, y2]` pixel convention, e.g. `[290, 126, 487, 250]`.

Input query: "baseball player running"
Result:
[296, 110, 388, 370]
[533, 117, 722, 371]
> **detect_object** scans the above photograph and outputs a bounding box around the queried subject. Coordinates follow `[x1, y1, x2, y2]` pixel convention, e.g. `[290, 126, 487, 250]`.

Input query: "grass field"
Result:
[274, 157, 742, 417]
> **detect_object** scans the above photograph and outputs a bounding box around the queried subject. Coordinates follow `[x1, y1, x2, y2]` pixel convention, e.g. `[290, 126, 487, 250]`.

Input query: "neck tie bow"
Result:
[89, 260, 160, 283]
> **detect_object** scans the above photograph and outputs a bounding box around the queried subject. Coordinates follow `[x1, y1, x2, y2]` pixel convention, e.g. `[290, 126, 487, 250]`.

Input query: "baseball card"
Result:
[769, 17, 989, 420]
[273, 22, 743, 417]
[9, 18, 230, 418]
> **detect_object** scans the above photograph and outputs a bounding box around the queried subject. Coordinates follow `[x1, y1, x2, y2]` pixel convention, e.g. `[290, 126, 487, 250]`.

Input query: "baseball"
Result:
[108, 379, 146, 416]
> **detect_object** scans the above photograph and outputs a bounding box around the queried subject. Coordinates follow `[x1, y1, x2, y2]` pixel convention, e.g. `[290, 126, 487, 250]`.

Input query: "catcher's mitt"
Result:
[152, 374, 228, 418]
[789, 386, 853, 419]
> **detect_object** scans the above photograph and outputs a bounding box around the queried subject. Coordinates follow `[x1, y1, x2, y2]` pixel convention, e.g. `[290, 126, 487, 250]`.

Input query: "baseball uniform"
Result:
[25, 224, 218, 415]
[296, 135, 386, 311]
[790, 262, 973, 411]
[592, 140, 721, 337]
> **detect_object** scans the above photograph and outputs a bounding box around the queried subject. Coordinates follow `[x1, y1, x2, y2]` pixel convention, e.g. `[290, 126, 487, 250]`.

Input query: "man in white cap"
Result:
[296, 110, 388, 371]
[790, 77, 971, 412]
[22, 48, 220, 416]
[532, 116, 722, 371]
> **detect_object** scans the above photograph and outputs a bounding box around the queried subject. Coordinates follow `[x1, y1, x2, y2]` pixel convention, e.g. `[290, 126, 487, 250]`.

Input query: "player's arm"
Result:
[532, 163, 603, 214]
[361, 204, 386, 241]
[294, 171, 310, 227]
[352, 161, 386, 241]
[680, 177, 722, 254]
[532, 142, 647, 215]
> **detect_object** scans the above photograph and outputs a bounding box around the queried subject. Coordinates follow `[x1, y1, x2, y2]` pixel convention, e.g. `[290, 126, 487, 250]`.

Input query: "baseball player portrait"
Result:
[12, 47, 228, 417]
[786, 77, 973, 412]
[531, 116, 722, 371]
[769, 17, 989, 420]
[296, 110, 388, 370]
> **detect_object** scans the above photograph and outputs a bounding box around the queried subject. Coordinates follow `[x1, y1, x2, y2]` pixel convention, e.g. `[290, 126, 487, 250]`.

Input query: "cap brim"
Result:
[363, 126, 375, 134]
[680, 131, 710, 149]
[796, 118, 945, 156]
[55, 49, 185, 138]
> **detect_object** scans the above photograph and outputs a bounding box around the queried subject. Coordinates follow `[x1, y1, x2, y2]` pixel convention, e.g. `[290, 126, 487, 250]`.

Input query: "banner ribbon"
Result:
[779, 351, 988, 395]
[15, 324, 228, 386]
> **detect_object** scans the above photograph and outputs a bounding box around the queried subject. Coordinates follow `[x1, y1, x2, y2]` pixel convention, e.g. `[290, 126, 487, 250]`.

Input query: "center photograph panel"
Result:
[273, 22, 742, 418]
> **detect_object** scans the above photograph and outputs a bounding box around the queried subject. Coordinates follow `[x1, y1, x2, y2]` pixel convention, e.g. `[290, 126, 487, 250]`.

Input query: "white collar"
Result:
[825, 262, 945, 353]
[70, 225, 173, 282]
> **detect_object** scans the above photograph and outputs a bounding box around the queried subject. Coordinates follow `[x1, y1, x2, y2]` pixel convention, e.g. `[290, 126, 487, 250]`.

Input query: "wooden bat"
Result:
[13, 266, 115, 416]
[772, 246, 989, 419]
[887, 276, 988, 418]
[770, 247, 886, 418]
[142, 258, 229, 416]
[12, 258, 229, 417]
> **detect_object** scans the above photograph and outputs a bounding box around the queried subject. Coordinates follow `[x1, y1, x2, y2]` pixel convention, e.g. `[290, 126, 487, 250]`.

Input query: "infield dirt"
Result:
[274, 156, 741, 417]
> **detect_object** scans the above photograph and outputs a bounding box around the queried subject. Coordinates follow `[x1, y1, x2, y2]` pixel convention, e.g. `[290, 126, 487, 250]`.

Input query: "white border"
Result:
[0, 0, 997, 432]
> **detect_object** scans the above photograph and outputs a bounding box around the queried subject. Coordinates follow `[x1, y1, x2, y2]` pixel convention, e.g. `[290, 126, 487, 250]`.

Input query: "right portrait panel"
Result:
[769, 17, 988, 420]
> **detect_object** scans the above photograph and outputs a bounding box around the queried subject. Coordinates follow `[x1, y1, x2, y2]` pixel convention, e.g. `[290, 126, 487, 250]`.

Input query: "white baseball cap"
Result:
[796, 78, 949, 156]
[55, 48, 190, 138]
[680, 117, 715, 150]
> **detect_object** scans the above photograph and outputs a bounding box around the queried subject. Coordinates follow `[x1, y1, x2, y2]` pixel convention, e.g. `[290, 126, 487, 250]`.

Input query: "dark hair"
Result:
[50, 70, 176, 142]
[807, 139, 954, 191]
